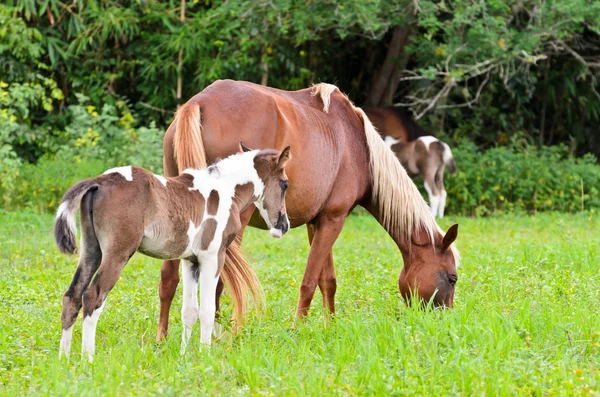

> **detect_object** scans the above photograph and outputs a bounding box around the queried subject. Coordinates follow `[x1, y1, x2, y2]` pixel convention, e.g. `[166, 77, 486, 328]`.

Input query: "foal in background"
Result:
[384, 135, 456, 218]
[55, 144, 291, 361]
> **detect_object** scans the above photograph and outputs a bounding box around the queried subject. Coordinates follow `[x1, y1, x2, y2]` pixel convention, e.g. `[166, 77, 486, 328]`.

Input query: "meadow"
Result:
[0, 210, 599, 396]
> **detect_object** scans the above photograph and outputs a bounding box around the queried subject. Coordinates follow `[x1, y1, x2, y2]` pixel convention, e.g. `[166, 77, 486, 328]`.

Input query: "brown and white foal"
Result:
[55, 145, 291, 361]
[384, 135, 456, 218]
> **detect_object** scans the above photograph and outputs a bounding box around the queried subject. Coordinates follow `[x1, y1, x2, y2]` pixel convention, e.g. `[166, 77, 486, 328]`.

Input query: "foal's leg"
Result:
[296, 215, 346, 320]
[307, 224, 337, 316]
[213, 205, 253, 335]
[435, 166, 447, 218]
[81, 249, 136, 362]
[60, 192, 101, 359]
[157, 259, 180, 341]
[198, 252, 223, 345]
[423, 170, 440, 218]
[180, 259, 199, 354]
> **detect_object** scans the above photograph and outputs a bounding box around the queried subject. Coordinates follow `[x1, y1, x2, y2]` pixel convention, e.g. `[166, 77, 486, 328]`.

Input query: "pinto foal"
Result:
[55, 145, 291, 361]
[384, 135, 456, 218]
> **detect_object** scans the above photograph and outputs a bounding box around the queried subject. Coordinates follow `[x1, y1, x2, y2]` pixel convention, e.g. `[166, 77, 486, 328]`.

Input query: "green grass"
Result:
[1, 210, 599, 396]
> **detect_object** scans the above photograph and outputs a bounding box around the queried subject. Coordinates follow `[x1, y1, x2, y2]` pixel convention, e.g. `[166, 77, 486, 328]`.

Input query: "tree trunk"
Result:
[176, 0, 186, 103]
[365, 25, 412, 107]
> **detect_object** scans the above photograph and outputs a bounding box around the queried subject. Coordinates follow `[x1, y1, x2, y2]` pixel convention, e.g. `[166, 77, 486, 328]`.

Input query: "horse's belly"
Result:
[138, 236, 183, 260]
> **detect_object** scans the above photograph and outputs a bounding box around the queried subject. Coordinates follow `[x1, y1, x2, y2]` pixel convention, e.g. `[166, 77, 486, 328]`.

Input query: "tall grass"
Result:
[0, 211, 599, 395]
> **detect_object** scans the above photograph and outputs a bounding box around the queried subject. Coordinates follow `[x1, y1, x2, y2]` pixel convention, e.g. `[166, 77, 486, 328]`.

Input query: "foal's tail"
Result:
[441, 142, 457, 174]
[173, 102, 207, 171]
[54, 179, 99, 254]
[220, 236, 265, 324]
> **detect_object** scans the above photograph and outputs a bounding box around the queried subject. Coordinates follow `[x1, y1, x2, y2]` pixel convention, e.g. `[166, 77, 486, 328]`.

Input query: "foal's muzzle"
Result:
[270, 212, 289, 238]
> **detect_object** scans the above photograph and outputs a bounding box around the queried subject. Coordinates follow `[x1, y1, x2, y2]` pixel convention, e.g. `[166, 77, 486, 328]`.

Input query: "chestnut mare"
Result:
[157, 80, 460, 340]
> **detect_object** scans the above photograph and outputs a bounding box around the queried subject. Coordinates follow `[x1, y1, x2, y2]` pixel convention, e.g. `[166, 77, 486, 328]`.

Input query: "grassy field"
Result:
[0, 210, 599, 396]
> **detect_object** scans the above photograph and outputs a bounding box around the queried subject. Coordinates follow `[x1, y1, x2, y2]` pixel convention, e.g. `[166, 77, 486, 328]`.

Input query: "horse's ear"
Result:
[278, 146, 291, 168]
[441, 223, 458, 251]
[239, 141, 253, 153]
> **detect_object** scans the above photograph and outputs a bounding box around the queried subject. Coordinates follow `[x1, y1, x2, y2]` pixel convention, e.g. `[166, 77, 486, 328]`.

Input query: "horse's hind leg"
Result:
[81, 238, 140, 362]
[157, 259, 180, 341]
[435, 166, 447, 218]
[423, 169, 441, 217]
[60, 191, 101, 359]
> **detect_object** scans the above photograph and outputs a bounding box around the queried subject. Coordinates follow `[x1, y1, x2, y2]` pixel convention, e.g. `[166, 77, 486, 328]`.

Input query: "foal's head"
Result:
[398, 224, 459, 308]
[242, 143, 291, 238]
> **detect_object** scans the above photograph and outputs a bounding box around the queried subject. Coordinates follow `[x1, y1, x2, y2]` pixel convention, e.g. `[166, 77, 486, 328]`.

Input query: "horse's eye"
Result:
[447, 273, 458, 286]
[280, 180, 289, 190]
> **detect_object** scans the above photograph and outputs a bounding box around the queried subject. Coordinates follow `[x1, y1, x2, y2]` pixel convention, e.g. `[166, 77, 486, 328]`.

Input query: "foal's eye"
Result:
[280, 180, 289, 190]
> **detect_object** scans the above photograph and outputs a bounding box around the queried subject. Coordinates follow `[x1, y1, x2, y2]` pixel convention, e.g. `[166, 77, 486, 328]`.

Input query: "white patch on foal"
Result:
[59, 324, 74, 359]
[103, 166, 133, 181]
[154, 174, 168, 187]
[82, 301, 106, 362]
[56, 202, 76, 239]
[417, 136, 439, 151]
[442, 142, 453, 164]
[384, 136, 400, 148]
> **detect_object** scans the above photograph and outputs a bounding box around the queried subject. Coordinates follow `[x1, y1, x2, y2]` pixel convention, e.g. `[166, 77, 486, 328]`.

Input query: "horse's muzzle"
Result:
[270, 212, 289, 238]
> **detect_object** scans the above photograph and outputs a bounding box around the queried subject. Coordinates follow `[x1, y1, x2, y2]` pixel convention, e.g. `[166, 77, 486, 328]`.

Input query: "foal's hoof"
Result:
[212, 323, 224, 338]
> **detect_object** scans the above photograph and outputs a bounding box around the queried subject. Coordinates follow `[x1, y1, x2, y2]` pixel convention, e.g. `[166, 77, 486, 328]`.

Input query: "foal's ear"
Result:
[277, 146, 291, 168]
[239, 141, 253, 153]
[441, 223, 458, 251]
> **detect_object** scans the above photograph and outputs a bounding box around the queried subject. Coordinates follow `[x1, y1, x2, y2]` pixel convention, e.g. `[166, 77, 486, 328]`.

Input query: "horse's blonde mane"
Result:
[311, 83, 338, 113]
[310, 84, 460, 262]
[356, 107, 438, 242]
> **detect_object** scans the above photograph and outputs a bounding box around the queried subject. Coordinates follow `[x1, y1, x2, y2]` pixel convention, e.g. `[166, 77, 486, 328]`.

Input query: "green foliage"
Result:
[1, 212, 599, 394]
[0, 95, 163, 211]
[445, 143, 600, 216]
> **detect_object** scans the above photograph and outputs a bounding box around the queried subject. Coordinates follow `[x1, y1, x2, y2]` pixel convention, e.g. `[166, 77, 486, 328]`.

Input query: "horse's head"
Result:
[243, 142, 291, 238]
[398, 223, 459, 307]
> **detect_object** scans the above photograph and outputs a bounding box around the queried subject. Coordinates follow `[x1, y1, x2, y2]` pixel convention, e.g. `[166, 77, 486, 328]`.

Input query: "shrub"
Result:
[443, 143, 600, 216]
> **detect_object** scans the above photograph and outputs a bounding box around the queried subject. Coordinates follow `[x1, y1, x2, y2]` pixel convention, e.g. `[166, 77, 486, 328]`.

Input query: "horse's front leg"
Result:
[180, 259, 199, 354]
[198, 252, 223, 345]
[296, 214, 346, 320]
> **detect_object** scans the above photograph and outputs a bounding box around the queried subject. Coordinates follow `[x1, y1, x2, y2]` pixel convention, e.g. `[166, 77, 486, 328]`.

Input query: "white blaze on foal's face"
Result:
[250, 146, 292, 238]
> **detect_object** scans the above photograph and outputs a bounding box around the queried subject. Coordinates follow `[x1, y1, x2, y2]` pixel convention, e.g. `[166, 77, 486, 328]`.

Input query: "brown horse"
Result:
[363, 106, 429, 142]
[55, 146, 291, 361]
[384, 135, 457, 218]
[157, 80, 460, 340]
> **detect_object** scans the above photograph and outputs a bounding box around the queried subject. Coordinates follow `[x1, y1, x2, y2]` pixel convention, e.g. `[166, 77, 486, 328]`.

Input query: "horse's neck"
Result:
[366, 204, 434, 257]
[231, 181, 257, 212]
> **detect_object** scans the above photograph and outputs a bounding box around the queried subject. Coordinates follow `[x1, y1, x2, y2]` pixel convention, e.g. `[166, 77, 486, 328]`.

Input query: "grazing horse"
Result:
[55, 146, 291, 361]
[157, 80, 460, 341]
[384, 135, 457, 218]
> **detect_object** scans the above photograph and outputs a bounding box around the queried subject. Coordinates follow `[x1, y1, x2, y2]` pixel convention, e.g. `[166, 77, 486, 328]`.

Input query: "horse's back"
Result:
[173, 80, 370, 225]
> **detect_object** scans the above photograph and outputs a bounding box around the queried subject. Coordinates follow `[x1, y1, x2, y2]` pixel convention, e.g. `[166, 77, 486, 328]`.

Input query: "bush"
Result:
[444, 143, 600, 216]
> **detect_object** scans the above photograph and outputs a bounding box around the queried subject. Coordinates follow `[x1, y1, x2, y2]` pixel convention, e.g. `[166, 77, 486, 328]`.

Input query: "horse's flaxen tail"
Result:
[220, 236, 265, 324]
[441, 142, 457, 174]
[173, 102, 207, 171]
[173, 101, 263, 321]
[54, 179, 99, 254]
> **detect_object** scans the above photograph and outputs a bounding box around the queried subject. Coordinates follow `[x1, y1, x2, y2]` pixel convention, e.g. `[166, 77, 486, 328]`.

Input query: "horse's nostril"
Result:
[448, 273, 458, 286]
